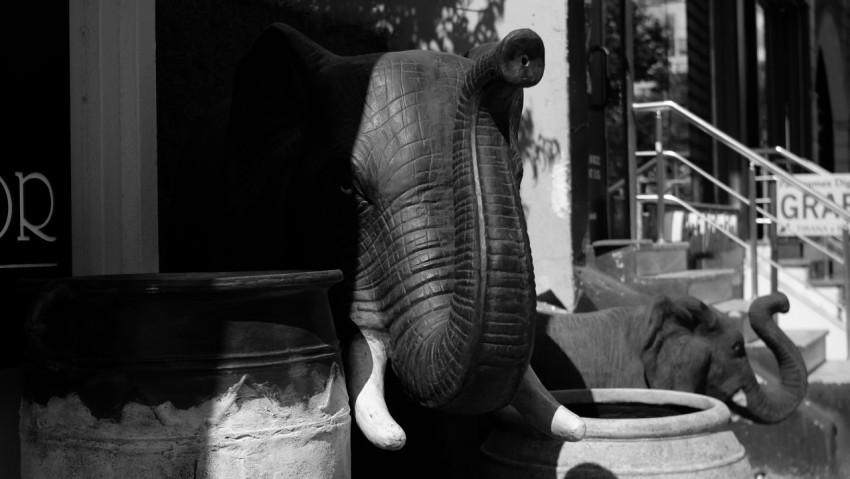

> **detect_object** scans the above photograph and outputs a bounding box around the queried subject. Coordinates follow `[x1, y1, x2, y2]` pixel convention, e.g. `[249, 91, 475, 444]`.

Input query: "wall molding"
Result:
[69, 0, 158, 275]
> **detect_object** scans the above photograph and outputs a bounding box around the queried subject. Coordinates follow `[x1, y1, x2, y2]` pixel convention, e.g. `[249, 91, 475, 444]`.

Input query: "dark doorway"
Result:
[815, 50, 834, 173]
[752, 0, 811, 160]
[570, 0, 638, 258]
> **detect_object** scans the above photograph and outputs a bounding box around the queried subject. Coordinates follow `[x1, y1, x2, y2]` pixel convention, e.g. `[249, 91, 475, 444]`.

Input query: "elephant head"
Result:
[178, 24, 584, 449]
[642, 293, 807, 422]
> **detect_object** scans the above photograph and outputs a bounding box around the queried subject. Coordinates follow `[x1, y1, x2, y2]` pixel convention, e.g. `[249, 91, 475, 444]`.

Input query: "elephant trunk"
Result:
[389, 30, 545, 413]
[741, 293, 808, 423]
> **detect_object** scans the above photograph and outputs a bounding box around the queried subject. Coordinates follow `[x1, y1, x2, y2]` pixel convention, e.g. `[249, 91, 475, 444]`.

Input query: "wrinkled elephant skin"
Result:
[172, 24, 584, 449]
[532, 293, 807, 423]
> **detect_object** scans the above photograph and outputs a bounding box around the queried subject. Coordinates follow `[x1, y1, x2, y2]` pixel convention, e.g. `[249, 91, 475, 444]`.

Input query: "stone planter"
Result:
[20, 270, 349, 479]
[481, 388, 751, 478]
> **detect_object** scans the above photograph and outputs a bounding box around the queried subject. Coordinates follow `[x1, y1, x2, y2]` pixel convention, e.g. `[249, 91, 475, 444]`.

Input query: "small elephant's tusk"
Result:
[731, 389, 748, 408]
[347, 329, 407, 450]
[511, 367, 586, 442]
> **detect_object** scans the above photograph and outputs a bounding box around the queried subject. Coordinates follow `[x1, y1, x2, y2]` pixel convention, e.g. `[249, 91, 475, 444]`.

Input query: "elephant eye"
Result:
[337, 177, 373, 210]
[732, 341, 745, 357]
[338, 176, 360, 197]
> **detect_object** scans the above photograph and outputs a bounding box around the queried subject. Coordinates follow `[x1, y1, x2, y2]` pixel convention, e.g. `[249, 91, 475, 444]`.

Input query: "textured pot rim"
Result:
[19, 270, 343, 295]
[501, 388, 732, 440]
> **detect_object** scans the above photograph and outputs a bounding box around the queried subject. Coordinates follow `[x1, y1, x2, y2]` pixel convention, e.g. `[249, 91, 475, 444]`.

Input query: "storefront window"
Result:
[756, 3, 769, 148]
[630, 0, 690, 198]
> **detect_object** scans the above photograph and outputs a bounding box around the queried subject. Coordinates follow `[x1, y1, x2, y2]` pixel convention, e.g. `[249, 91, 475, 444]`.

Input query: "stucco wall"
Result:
[498, 1, 573, 306]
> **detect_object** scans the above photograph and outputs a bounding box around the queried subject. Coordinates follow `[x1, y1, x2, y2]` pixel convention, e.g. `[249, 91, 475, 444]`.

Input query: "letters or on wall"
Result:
[1, 173, 57, 243]
[776, 174, 850, 237]
[0, 172, 63, 268]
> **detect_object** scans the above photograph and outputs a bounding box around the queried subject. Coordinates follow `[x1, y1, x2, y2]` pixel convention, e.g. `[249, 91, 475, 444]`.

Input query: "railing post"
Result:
[841, 227, 850, 359]
[655, 110, 666, 242]
[748, 163, 759, 299]
[769, 174, 779, 293]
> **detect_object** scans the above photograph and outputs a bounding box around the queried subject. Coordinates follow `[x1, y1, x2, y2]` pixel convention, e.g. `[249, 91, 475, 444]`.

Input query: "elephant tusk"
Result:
[347, 329, 407, 450]
[731, 389, 748, 408]
[511, 367, 586, 442]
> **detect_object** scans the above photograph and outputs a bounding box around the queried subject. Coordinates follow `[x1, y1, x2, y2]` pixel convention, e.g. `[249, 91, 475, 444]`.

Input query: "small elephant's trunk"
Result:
[741, 293, 808, 423]
[388, 30, 544, 413]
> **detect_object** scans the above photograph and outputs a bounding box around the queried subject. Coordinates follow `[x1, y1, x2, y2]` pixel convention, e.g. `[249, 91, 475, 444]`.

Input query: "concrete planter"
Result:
[20, 270, 350, 479]
[481, 388, 751, 478]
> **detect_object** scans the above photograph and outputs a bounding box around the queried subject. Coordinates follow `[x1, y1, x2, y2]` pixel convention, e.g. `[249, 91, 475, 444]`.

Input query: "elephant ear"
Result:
[641, 296, 713, 392]
[212, 24, 338, 270]
[225, 23, 336, 201]
[228, 23, 334, 146]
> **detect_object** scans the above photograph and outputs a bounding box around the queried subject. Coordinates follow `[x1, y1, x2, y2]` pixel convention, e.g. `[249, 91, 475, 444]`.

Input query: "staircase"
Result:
[591, 239, 737, 304]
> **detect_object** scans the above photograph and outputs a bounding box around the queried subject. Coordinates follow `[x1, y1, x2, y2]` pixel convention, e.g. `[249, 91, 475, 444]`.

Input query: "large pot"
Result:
[19, 270, 349, 479]
[481, 388, 751, 478]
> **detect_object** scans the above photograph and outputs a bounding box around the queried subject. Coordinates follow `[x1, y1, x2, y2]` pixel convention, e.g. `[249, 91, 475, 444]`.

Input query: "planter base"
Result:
[481, 389, 751, 478]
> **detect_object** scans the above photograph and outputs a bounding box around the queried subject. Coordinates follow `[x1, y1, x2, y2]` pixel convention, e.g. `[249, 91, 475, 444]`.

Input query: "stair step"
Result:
[810, 258, 846, 283]
[778, 257, 812, 268]
[809, 277, 846, 288]
[589, 238, 652, 257]
[592, 240, 689, 281]
[634, 242, 690, 277]
[572, 266, 654, 312]
[747, 329, 828, 374]
[777, 258, 846, 289]
[808, 359, 850, 384]
[630, 268, 736, 305]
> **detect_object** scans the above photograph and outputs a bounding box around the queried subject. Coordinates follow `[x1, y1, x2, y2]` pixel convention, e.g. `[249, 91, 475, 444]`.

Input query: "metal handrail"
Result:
[755, 146, 832, 176]
[633, 101, 850, 223]
[638, 194, 846, 331]
[607, 152, 690, 197]
[626, 151, 843, 261]
[639, 150, 750, 205]
[636, 193, 749, 249]
[636, 150, 844, 265]
[607, 155, 658, 196]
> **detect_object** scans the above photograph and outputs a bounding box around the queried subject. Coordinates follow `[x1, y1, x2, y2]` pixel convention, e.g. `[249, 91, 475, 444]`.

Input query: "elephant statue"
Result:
[170, 23, 584, 451]
[531, 292, 808, 423]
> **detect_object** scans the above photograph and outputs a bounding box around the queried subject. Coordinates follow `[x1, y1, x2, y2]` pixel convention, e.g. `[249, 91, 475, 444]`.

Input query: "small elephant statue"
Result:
[171, 23, 584, 450]
[531, 292, 808, 423]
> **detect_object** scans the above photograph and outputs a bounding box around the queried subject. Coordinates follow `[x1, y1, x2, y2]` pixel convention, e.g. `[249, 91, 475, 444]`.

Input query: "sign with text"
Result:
[776, 174, 850, 237]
